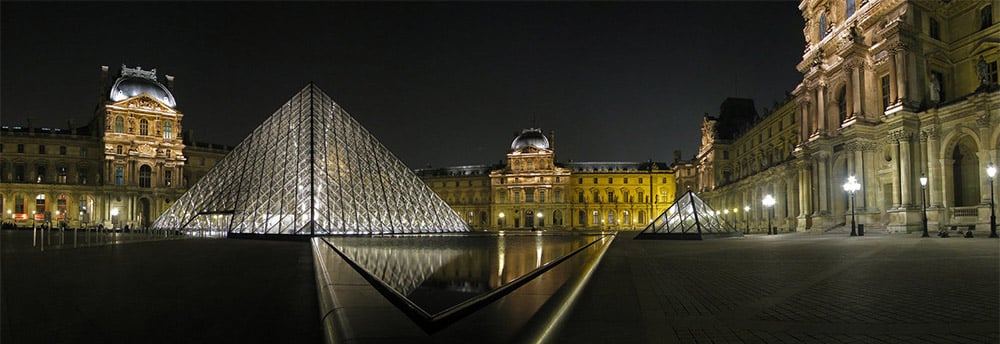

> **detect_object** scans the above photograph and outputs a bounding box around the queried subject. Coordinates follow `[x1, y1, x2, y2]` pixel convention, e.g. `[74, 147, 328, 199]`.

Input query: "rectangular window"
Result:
[165, 170, 172, 187]
[723, 151, 729, 159]
[662, 178, 666, 183]
[593, 191, 600, 203]
[15, 197, 25, 214]
[608, 191, 615, 203]
[59, 146, 66, 155]
[17, 144, 24, 153]
[578, 192, 585, 203]
[80, 147, 88, 157]
[554, 190, 562, 202]
[881, 74, 891, 109]
[36, 165, 45, 183]
[929, 17, 940, 40]
[982, 5, 994, 30]
[78, 167, 88, 185]
[513, 190, 521, 203]
[525, 189, 534, 203]
[593, 178, 597, 184]
[578, 178, 583, 184]
[592, 211, 599, 225]
[38, 145, 45, 154]
[624, 178, 629, 184]
[115, 166, 124, 185]
[14, 165, 25, 182]
[639, 178, 643, 184]
[639, 191, 645, 203]
[539, 190, 546, 203]
[987, 60, 998, 84]
[608, 177, 613, 184]
[57, 167, 67, 184]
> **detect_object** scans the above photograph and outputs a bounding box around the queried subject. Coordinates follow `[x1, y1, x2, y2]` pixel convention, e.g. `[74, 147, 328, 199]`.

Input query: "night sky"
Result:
[2, 2, 804, 169]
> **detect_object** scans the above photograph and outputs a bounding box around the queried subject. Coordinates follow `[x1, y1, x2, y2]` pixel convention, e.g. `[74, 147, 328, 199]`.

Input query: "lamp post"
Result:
[920, 174, 929, 238]
[988, 164, 997, 238]
[536, 211, 543, 231]
[743, 205, 750, 234]
[498, 212, 505, 229]
[762, 195, 775, 235]
[843, 176, 860, 237]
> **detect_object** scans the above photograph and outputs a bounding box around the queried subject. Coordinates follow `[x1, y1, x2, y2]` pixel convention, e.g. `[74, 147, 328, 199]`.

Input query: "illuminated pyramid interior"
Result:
[636, 190, 742, 240]
[152, 84, 469, 235]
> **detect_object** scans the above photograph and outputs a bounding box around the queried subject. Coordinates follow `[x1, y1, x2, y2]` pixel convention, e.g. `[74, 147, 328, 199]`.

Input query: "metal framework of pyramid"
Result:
[635, 190, 742, 240]
[151, 84, 469, 236]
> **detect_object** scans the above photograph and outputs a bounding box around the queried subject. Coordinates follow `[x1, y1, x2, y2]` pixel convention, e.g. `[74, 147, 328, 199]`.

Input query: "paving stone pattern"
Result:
[558, 233, 999, 344]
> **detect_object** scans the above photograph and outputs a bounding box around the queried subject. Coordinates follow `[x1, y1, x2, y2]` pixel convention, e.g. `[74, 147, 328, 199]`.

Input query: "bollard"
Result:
[858, 224, 865, 236]
[33, 225, 37, 247]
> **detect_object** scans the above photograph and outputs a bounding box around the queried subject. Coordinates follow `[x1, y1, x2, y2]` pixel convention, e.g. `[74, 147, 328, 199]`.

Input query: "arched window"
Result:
[139, 119, 149, 136]
[57, 195, 68, 220]
[837, 86, 848, 124]
[952, 137, 980, 206]
[623, 210, 631, 225]
[163, 121, 173, 139]
[607, 210, 615, 225]
[553, 210, 563, 226]
[639, 210, 647, 224]
[819, 12, 828, 40]
[139, 165, 152, 188]
[114, 116, 124, 133]
[579, 210, 586, 226]
[846, 0, 856, 18]
[592, 210, 599, 226]
[116, 145, 123, 155]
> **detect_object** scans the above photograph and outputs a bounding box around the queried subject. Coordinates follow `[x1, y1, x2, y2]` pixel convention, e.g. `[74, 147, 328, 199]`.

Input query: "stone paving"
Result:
[557, 232, 1000, 344]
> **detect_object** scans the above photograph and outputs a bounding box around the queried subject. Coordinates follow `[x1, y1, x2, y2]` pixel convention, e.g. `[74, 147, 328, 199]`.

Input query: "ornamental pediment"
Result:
[109, 95, 178, 115]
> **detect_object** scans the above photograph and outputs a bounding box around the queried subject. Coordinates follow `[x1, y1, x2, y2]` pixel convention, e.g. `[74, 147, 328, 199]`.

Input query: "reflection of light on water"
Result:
[497, 235, 506, 279]
[536, 235, 543, 267]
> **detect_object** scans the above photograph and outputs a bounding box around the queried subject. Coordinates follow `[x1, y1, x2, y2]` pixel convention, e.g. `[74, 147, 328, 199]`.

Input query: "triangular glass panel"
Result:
[152, 84, 469, 236]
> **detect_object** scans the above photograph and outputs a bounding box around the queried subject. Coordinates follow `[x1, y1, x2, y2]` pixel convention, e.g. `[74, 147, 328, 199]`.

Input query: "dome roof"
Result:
[108, 66, 176, 108]
[510, 128, 550, 151]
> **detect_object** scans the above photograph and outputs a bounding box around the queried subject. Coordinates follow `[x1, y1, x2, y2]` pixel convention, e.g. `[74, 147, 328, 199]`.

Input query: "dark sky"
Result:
[2, 1, 804, 168]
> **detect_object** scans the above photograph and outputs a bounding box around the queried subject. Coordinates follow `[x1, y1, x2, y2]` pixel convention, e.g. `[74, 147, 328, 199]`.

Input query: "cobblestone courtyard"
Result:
[560, 232, 1000, 343]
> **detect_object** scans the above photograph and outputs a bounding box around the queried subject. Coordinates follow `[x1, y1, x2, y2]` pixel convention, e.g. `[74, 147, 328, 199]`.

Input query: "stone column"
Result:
[844, 69, 854, 116]
[816, 156, 829, 214]
[889, 52, 899, 103]
[816, 86, 826, 132]
[926, 128, 942, 207]
[890, 138, 901, 208]
[852, 65, 863, 117]
[899, 131, 913, 207]
[894, 45, 907, 103]
[854, 146, 867, 209]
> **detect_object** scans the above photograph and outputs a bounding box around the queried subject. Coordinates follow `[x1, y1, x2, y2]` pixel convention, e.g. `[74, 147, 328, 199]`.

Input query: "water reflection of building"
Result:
[417, 128, 675, 231]
[0, 65, 230, 229]
[679, 1, 999, 233]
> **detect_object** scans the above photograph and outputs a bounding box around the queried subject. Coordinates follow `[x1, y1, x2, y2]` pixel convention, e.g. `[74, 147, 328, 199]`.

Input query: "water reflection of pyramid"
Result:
[151, 84, 469, 235]
[636, 191, 743, 240]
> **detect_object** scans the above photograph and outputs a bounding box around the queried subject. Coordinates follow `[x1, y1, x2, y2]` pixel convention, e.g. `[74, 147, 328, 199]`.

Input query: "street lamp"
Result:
[498, 212, 505, 229]
[988, 164, 997, 238]
[843, 176, 860, 237]
[920, 174, 929, 238]
[743, 205, 750, 234]
[762, 195, 776, 235]
[536, 211, 543, 231]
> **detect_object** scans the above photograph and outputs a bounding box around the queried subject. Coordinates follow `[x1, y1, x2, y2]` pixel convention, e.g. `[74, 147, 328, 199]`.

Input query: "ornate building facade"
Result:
[689, 0, 999, 234]
[418, 128, 675, 231]
[1, 65, 230, 229]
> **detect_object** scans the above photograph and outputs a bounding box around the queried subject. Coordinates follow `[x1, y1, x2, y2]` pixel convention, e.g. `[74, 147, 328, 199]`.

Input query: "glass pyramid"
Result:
[151, 84, 469, 235]
[635, 190, 742, 240]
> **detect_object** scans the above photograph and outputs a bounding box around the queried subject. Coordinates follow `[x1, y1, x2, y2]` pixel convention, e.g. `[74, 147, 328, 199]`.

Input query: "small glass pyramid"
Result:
[152, 84, 469, 235]
[635, 190, 743, 240]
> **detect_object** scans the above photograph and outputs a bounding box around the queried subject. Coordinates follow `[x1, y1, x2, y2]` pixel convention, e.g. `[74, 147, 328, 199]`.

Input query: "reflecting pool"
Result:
[319, 231, 612, 333]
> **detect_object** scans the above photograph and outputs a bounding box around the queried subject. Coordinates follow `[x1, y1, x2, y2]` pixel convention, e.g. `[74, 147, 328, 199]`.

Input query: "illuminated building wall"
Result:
[682, 0, 999, 233]
[0, 65, 230, 229]
[418, 129, 675, 231]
